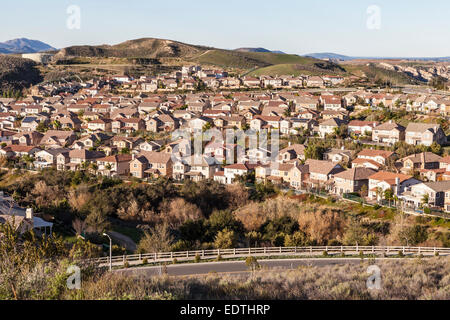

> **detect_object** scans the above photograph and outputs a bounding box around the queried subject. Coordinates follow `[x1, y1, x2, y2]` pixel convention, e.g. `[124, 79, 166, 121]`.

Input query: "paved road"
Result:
[109, 231, 137, 252]
[116, 258, 385, 277]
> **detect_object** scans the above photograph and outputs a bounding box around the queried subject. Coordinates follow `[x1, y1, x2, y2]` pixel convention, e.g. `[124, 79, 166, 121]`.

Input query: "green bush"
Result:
[435, 252, 439, 257]
[172, 258, 178, 264]
[123, 261, 129, 268]
[216, 254, 223, 261]
[322, 251, 329, 257]
[142, 258, 148, 265]
[194, 254, 201, 263]
[398, 250, 404, 258]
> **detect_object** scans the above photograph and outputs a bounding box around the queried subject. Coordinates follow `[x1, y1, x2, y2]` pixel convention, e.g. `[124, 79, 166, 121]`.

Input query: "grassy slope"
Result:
[345, 64, 423, 85]
[248, 63, 344, 77]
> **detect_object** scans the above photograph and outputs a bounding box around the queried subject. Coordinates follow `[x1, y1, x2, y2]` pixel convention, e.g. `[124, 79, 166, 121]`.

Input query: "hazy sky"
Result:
[1, 0, 449, 57]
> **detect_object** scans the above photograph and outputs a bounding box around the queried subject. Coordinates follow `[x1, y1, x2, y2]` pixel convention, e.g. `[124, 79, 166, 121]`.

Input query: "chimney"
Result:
[26, 208, 34, 220]
[395, 177, 401, 196]
[421, 152, 425, 169]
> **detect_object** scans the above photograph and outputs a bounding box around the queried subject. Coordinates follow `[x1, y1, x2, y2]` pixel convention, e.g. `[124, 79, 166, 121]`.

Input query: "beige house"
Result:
[405, 123, 446, 147]
[96, 154, 133, 176]
[130, 151, 173, 179]
[333, 167, 376, 196]
[372, 121, 405, 145]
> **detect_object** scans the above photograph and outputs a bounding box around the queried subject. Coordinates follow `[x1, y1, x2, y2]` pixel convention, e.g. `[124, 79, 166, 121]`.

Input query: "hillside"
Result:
[248, 62, 346, 77]
[55, 37, 340, 74]
[56, 38, 209, 60]
[345, 63, 426, 85]
[0, 55, 42, 95]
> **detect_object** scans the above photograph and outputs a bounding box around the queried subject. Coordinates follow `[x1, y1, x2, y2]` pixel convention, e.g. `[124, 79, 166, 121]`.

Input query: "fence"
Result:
[91, 246, 450, 268]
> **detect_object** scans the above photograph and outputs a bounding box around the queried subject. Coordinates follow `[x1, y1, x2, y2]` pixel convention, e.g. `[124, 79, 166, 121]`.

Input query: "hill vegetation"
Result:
[0, 55, 42, 97]
[55, 37, 341, 74]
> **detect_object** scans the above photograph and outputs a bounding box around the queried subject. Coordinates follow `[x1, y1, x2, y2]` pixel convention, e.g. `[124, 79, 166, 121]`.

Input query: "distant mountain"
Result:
[305, 52, 450, 62]
[235, 47, 286, 54]
[0, 38, 56, 54]
[304, 52, 353, 61]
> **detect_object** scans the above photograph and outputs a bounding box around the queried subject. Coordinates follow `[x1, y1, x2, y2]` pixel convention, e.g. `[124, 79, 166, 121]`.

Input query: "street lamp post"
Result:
[103, 233, 112, 271]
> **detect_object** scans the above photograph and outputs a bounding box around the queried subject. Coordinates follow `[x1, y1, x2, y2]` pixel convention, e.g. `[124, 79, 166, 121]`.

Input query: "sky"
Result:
[1, 0, 449, 57]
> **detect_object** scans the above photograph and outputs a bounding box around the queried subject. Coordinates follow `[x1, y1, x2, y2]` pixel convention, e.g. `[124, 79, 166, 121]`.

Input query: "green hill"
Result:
[56, 37, 340, 74]
[248, 62, 346, 77]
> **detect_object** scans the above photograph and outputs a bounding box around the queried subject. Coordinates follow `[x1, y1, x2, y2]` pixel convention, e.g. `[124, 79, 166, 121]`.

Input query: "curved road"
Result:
[116, 258, 393, 277]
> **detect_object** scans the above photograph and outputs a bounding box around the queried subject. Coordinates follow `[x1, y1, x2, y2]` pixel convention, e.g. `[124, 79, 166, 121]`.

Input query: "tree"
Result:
[245, 256, 260, 273]
[421, 194, 430, 208]
[360, 184, 368, 198]
[343, 219, 378, 246]
[397, 225, 428, 246]
[36, 121, 48, 133]
[214, 228, 237, 249]
[284, 231, 310, 246]
[384, 189, 394, 206]
[430, 142, 442, 155]
[137, 223, 173, 253]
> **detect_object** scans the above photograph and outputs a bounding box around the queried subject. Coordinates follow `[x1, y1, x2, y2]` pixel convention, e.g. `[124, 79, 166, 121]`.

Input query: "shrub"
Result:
[322, 251, 329, 257]
[359, 251, 365, 258]
[194, 254, 201, 263]
[172, 258, 178, 264]
[123, 261, 129, 268]
[142, 258, 148, 265]
[216, 254, 223, 261]
[435, 252, 439, 257]
[398, 250, 404, 258]
[245, 256, 260, 271]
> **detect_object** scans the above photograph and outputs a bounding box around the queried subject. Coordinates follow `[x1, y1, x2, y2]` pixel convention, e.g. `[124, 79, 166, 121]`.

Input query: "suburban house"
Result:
[173, 155, 220, 182]
[333, 167, 377, 196]
[440, 156, 450, 171]
[278, 144, 306, 163]
[0, 145, 40, 158]
[348, 120, 379, 136]
[304, 159, 344, 189]
[356, 149, 395, 166]
[40, 130, 76, 148]
[34, 148, 69, 168]
[398, 152, 442, 175]
[323, 148, 354, 165]
[65, 149, 106, 171]
[405, 123, 446, 146]
[87, 118, 112, 132]
[372, 121, 405, 145]
[318, 118, 344, 138]
[400, 181, 450, 209]
[96, 154, 133, 176]
[367, 171, 420, 200]
[129, 151, 173, 179]
[223, 162, 259, 184]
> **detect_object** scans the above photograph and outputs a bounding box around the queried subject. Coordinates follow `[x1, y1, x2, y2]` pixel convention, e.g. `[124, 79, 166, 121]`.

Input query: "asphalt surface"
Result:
[116, 258, 376, 277]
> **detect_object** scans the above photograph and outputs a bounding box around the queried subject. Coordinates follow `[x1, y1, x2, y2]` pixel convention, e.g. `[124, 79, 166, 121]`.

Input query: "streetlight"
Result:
[103, 233, 112, 271]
